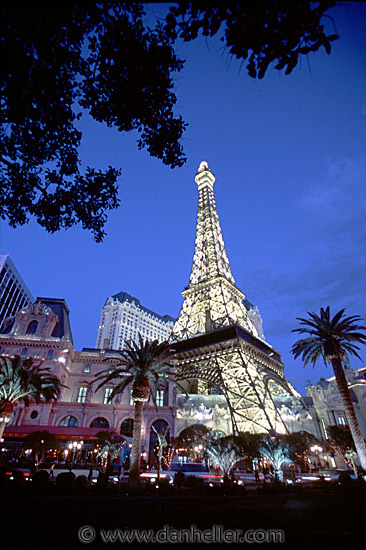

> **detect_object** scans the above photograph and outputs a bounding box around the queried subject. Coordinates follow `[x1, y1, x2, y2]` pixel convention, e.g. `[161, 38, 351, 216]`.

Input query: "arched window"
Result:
[149, 419, 169, 466]
[90, 417, 109, 429]
[59, 415, 78, 427]
[26, 320, 38, 335]
[120, 418, 134, 438]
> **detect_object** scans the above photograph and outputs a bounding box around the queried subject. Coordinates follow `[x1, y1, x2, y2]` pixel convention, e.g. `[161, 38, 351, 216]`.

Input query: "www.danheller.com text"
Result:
[78, 525, 285, 544]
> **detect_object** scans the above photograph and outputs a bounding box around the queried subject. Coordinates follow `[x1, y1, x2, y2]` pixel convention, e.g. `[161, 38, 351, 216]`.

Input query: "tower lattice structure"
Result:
[172, 162, 299, 435]
[172, 162, 258, 340]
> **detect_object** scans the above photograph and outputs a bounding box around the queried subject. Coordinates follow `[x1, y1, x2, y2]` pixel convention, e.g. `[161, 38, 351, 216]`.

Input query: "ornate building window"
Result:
[90, 417, 109, 429]
[120, 418, 134, 438]
[104, 388, 113, 404]
[336, 412, 347, 426]
[26, 320, 38, 335]
[156, 390, 164, 407]
[77, 386, 88, 403]
[59, 415, 78, 427]
[320, 418, 329, 439]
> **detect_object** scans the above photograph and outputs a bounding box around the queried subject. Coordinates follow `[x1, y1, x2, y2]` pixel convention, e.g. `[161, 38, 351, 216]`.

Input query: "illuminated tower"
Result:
[172, 162, 258, 340]
[172, 162, 300, 435]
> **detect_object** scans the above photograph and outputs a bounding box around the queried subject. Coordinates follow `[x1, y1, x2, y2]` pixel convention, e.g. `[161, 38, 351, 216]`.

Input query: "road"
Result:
[1, 489, 365, 549]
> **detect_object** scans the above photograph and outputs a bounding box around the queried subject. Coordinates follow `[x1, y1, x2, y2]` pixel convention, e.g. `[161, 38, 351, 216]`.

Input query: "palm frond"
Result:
[0, 355, 62, 408]
[292, 307, 366, 368]
[93, 333, 177, 405]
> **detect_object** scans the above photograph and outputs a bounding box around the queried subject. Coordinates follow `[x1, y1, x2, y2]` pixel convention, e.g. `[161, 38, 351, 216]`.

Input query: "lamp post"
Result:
[68, 440, 84, 466]
[310, 445, 323, 471]
[78, 440, 84, 464]
[194, 444, 203, 462]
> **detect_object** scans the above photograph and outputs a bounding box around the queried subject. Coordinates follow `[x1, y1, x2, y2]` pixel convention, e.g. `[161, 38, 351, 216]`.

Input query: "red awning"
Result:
[3, 425, 117, 441]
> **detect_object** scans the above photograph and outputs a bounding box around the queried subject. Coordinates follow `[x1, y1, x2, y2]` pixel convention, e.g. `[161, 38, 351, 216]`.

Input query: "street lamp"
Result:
[68, 441, 84, 465]
[310, 445, 323, 470]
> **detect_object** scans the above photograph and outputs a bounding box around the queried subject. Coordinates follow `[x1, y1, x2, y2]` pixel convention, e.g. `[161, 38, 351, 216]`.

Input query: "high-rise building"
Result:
[0, 254, 34, 330]
[96, 291, 175, 350]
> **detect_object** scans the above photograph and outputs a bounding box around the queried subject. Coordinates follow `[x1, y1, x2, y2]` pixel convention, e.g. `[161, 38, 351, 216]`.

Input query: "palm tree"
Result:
[95, 334, 177, 485]
[205, 437, 244, 481]
[327, 425, 358, 477]
[151, 425, 168, 483]
[97, 440, 126, 464]
[174, 424, 212, 462]
[23, 429, 60, 465]
[0, 355, 62, 439]
[292, 307, 366, 471]
[282, 430, 319, 473]
[259, 435, 291, 482]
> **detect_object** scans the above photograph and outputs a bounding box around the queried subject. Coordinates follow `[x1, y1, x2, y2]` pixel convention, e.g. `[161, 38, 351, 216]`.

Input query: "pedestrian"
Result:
[119, 464, 124, 483]
[254, 468, 259, 482]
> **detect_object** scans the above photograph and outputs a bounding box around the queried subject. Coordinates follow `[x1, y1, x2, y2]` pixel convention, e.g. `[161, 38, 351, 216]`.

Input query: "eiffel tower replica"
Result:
[172, 161, 300, 435]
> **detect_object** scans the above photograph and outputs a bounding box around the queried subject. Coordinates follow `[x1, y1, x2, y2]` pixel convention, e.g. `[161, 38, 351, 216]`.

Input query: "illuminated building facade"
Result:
[172, 162, 311, 436]
[96, 291, 175, 350]
[306, 367, 366, 440]
[0, 298, 176, 463]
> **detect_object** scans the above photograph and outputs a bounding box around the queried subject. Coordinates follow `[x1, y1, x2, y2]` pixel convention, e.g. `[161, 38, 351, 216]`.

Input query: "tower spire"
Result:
[172, 162, 258, 340]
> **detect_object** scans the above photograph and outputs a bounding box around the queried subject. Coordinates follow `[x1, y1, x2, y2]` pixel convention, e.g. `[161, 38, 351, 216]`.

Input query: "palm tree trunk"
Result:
[331, 358, 366, 472]
[157, 455, 161, 483]
[0, 419, 7, 440]
[0, 401, 13, 439]
[129, 399, 144, 485]
[274, 469, 284, 482]
[349, 455, 358, 478]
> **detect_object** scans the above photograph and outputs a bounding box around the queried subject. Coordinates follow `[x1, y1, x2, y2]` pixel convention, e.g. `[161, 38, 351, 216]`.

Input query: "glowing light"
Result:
[198, 160, 209, 172]
[140, 472, 168, 479]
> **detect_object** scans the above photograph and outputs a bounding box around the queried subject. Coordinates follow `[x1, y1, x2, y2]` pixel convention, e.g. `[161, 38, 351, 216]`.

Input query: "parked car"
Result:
[0, 464, 32, 482]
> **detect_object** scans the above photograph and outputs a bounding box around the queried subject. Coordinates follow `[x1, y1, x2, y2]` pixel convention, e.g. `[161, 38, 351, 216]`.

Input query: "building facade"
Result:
[0, 254, 33, 331]
[0, 297, 177, 465]
[306, 366, 366, 441]
[96, 291, 175, 350]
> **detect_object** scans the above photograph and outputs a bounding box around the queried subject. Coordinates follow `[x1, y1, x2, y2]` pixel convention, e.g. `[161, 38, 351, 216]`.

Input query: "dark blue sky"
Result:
[1, 2, 365, 394]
